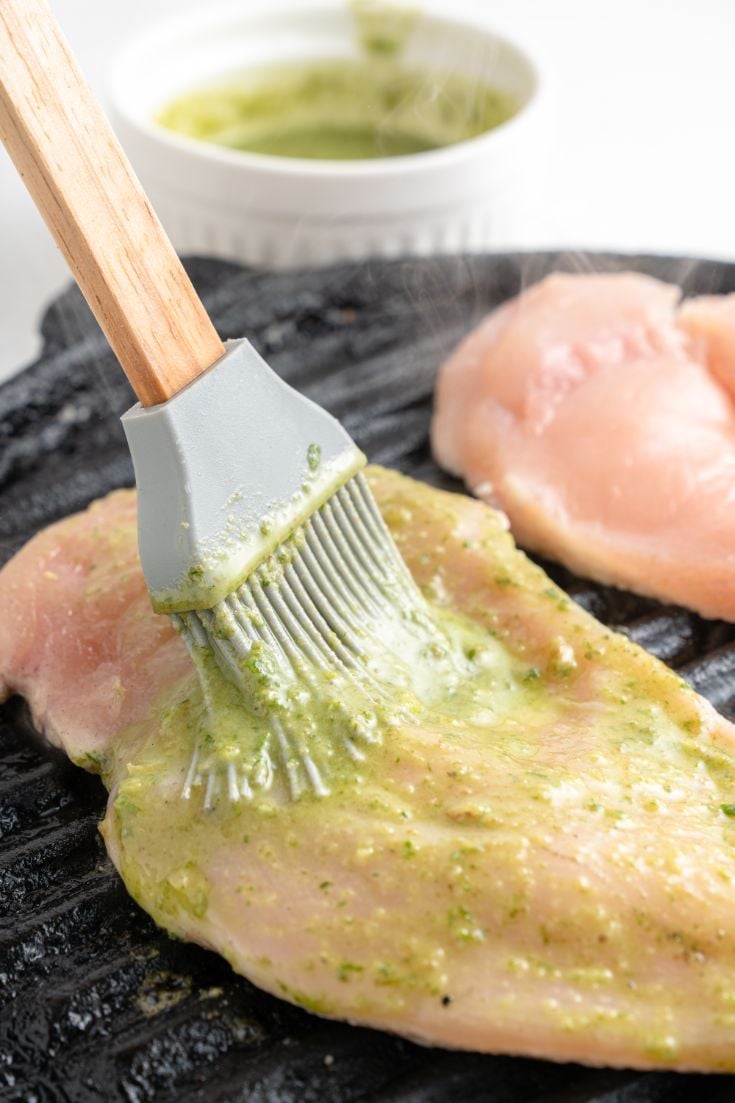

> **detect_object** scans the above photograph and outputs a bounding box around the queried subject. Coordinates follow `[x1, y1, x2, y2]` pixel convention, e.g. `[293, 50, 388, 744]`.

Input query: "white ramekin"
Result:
[109, 1, 550, 268]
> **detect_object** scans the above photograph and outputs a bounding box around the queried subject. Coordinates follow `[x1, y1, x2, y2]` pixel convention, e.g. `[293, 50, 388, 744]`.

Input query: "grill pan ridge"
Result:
[2, 252, 735, 1102]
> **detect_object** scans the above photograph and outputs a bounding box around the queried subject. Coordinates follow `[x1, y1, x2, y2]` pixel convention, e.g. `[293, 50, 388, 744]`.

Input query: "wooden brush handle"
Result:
[0, 0, 225, 406]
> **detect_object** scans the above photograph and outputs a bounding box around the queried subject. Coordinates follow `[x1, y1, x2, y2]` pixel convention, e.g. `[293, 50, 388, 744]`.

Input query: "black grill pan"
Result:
[2, 251, 735, 1103]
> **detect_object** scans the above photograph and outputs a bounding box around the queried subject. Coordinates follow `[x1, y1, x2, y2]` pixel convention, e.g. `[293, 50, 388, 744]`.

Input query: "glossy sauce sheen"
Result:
[3, 469, 735, 1071]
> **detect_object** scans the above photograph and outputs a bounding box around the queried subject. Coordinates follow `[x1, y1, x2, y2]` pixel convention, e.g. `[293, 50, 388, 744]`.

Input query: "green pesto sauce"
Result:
[113, 526, 714, 890]
[156, 58, 518, 161]
[161, 577, 538, 810]
[111, 581, 548, 941]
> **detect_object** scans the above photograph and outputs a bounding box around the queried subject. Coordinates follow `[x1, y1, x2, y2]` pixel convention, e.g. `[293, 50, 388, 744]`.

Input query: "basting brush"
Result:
[0, 0, 430, 804]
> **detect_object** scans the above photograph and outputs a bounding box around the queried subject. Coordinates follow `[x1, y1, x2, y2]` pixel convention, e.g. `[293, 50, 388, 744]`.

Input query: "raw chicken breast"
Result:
[680, 291, 735, 400]
[432, 272, 735, 620]
[4, 469, 735, 1072]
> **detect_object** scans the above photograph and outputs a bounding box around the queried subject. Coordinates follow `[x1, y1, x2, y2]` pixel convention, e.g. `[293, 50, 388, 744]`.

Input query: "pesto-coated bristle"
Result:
[172, 474, 426, 807]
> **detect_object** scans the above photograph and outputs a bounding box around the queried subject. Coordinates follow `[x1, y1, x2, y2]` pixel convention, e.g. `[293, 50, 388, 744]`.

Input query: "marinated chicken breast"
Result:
[3, 469, 735, 1071]
[432, 272, 735, 620]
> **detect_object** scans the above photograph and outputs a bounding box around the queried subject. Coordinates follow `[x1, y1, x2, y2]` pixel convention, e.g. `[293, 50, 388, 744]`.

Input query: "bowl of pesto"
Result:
[109, 0, 550, 268]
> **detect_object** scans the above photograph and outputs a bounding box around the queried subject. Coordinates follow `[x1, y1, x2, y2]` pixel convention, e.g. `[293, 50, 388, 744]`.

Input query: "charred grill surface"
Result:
[2, 252, 735, 1101]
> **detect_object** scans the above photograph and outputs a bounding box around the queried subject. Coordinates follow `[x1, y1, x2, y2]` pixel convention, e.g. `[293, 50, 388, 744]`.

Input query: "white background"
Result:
[1, 0, 734, 381]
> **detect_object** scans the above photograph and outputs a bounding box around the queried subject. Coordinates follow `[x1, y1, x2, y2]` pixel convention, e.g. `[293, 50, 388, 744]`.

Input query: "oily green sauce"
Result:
[156, 58, 518, 161]
[168, 550, 531, 808]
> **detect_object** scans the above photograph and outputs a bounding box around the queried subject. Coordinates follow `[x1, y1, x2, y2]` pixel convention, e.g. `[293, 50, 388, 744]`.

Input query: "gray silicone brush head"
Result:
[122, 338, 365, 613]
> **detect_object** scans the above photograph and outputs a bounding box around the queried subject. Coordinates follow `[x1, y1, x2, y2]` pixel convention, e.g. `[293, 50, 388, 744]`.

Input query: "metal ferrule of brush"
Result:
[122, 339, 366, 613]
